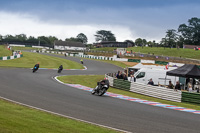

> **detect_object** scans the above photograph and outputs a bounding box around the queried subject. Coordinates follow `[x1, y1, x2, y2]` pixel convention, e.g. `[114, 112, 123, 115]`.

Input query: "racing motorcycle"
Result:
[91, 82, 109, 96]
[32, 66, 39, 73]
[58, 67, 63, 73]
[58, 65, 63, 73]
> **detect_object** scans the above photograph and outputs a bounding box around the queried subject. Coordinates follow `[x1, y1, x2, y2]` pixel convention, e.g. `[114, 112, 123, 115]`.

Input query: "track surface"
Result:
[0, 54, 200, 133]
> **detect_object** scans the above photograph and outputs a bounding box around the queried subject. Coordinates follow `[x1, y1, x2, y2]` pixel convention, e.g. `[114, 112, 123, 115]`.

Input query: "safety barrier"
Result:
[0, 54, 23, 60]
[130, 82, 182, 102]
[182, 92, 200, 104]
[128, 59, 140, 63]
[113, 79, 131, 91]
[105, 73, 182, 102]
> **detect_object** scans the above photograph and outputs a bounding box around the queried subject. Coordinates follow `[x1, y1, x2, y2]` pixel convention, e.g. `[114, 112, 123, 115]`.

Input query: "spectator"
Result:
[123, 73, 128, 80]
[168, 81, 174, 89]
[116, 71, 120, 79]
[116, 71, 123, 79]
[188, 79, 193, 92]
[147, 78, 154, 85]
[175, 81, 181, 91]
[129, 75, 135, 82]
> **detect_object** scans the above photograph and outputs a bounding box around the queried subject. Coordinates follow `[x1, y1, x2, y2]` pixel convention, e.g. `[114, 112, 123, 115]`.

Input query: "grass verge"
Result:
[57, 75, 200, 110]
[0, 51, 84, 69]
[0, 99, 119, 133]
[11, 46, 43, 51]
[0, 45, 12, 57]
[92, 47, 200, 60]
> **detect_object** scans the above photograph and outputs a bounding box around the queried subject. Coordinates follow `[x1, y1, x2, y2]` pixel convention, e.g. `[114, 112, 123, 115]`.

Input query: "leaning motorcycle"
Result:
[91, 83, 109, 96]
[57, 68, 63, 73]
[32, 66, 38, 73]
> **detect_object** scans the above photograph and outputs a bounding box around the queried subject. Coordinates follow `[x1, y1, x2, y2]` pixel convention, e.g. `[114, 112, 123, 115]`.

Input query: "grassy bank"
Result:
[92, 47, 200, 60]
[0, 45, 12, 57]
[11, 46, 43, 51]
[0, 99, 118, 133]
[57, 75, 200, 110]
[0, 52, 84, 69]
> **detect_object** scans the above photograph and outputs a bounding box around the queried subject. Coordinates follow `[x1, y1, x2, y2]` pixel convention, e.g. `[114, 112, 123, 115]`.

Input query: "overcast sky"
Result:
[0, 0, 200, 43]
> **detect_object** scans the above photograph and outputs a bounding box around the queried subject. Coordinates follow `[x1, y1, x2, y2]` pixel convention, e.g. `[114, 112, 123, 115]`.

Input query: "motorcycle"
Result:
[32, 66, 39, 73]
[91, 82, 109, 96]
[58, 65, 63, 73]
[58, 68, 63, 73]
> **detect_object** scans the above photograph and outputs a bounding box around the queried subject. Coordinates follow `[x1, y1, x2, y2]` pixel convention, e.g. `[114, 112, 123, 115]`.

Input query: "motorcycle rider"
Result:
[100, 78, 110, 88]
[33, 62, 40, 72]
[92, 78, 109, 94]
[34, 63, 40, 70]
[80, 59, 83, 64]
[58, 65, 63, 73]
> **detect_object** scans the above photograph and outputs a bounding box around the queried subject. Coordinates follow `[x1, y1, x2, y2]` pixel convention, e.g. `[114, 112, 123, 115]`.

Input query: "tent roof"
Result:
[166, 64, 200, 78]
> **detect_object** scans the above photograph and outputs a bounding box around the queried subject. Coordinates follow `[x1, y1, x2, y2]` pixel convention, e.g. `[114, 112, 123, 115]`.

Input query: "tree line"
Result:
[0, 17, 199, 48]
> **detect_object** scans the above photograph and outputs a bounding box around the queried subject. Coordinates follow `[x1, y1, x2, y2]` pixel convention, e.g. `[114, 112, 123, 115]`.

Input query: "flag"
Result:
[165, 63, 169, 70]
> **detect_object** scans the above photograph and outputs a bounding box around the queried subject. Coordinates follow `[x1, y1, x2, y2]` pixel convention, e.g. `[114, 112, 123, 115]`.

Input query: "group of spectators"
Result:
[116, 70, 128, 80]
[116, 70, 136, 82]
[147, 78, 181, 91]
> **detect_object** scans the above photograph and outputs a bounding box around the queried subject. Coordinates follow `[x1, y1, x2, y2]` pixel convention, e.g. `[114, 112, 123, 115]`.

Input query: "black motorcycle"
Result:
[32, 66, 39, 73]
[58, 65, 63, 73]
[91, 82, 109, 96]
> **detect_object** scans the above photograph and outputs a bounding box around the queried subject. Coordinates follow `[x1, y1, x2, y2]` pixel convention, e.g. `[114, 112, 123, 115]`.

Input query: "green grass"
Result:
[127, 47, 200, 59]
[0, 99, 118, 133]
[91, 47, 118, 51]
[11, 46, 43, 51]
[0, 52, 84, 69]
[93, 47, 200, 60]
[0, 45, 12, 57]
[57, 75, 200, 110]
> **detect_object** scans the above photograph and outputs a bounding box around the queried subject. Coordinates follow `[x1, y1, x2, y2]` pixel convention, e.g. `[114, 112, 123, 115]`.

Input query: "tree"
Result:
[94, 30, 116, 42]
[135, 38, 143, 46]
[77, 33, 88, 44]
[160, 38, 167, 48]
[27, 36, 38, 44]
[15, 34, 27, 42]
[38, 36, 52, 46]
[178, 17, 200, 45]
[165, 29, 178, 48]
[48, 36, 58, 45]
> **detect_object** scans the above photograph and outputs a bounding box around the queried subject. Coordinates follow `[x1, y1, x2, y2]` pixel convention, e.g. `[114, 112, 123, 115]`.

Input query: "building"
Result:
[54, 40, 86, 50]
[184, 44, 200, 50]
[93, 41, 134, 48]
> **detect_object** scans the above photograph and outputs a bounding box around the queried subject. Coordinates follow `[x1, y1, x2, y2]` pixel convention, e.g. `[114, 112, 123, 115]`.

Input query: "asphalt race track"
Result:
[0, 54, 200, 133]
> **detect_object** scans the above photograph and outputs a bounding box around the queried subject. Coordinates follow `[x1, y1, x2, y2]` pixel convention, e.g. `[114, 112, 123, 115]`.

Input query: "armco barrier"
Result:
[128, 59, 140, 63]
[155, 61, 168, 65]
[113, 79, 131, 91]
[106, 73, 181, 102]
[130, 82, 181, 102]
[182, 92, 200, 104]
